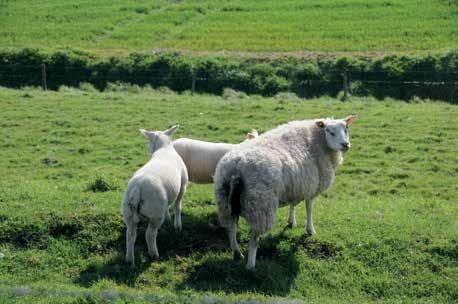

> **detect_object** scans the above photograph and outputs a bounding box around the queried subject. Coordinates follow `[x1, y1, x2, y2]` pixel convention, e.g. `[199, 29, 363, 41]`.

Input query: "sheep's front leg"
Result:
[228, 219, 243, 260]
[306, 199, 316, 235]
[287, 204, 297, 228]
[246, 231, 260, 270]
[146, 222, 159, 259]
[125, 221, 137, 266]
[173, 184, 186, 231]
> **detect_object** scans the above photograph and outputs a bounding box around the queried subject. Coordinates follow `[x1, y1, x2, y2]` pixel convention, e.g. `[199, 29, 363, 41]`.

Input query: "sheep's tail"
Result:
[126, 185, 141, 223]
[228, 175, 243, 217]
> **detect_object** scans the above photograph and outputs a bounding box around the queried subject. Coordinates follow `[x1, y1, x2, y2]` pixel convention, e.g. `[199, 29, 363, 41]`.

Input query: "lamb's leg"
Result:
[306, 199, 316, 235]
[173, 183, 186, 231]
[125, 220, 137, 266]
[287, 204, 297, 228]
[228, 219, 243, 260]
[146, 222, 159, 260]
[164, 208, 171, 224]
[246, 231, 260, 270]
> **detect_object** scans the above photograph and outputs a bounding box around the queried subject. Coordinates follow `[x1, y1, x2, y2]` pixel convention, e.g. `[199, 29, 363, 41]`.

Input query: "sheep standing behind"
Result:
[214, 116, 356, 269]
[173, 129, 259, 184]
[122, 126, 188, 266]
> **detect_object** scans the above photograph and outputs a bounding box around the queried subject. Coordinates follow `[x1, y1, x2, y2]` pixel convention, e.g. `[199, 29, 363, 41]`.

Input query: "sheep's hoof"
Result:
[306, 229, 316, 236]
[149, 253, 159, 260]
[233, 251, 244, 260]
[245, 263, 256, 271]
[125, 260, 135, 267]
[174, 223, 182, 231]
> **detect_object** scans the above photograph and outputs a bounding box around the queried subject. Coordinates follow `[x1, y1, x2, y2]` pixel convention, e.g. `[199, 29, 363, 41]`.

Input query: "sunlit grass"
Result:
[0, 0, 456, 54]
[0, 86, 456, 302]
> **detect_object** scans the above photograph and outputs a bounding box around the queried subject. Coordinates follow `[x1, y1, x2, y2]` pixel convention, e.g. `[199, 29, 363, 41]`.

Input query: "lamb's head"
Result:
[316, 115, 356, 152]
[139, 125, 179, 153]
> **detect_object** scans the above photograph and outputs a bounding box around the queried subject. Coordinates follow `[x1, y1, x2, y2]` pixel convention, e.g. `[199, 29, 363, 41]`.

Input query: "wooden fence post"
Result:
[41, 64, 47, 91]
[341, 69, 350, 101]
[191, 73, 196, 94]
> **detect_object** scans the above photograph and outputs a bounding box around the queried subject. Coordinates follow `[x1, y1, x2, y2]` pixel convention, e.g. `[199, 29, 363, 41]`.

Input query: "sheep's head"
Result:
[316, 115, 356, 152]
[139, 125, 179, 153]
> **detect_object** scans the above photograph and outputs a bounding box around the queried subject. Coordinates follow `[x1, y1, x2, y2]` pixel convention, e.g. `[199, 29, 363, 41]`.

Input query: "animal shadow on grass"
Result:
[75, 211, 228, 288]
[179, 232, 306, 296]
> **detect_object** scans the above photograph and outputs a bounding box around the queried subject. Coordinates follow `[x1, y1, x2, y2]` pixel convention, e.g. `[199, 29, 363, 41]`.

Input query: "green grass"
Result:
[0, 86, 457, 303]
[0, 0, 457, 54]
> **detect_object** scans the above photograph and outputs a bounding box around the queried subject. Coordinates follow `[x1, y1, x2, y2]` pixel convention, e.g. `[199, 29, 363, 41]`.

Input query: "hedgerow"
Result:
[0, 48, 457, 102]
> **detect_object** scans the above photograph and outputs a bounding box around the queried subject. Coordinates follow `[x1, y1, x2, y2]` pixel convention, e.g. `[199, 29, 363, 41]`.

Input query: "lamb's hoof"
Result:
[233, 251, 244, 260]
[174, 224, 182, 231]
[287, 222, 297, 229]
[149, 253, 159, 261]
[245, 263, 255, 271]
[306, 229, 316, 236]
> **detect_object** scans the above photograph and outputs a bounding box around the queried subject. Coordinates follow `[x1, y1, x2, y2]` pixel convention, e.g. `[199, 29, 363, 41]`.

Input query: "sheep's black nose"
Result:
[341, 142, 350, 151]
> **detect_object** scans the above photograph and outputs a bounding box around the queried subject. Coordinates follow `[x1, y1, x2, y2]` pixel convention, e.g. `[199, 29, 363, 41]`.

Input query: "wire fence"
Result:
[0, 63, 457, 102]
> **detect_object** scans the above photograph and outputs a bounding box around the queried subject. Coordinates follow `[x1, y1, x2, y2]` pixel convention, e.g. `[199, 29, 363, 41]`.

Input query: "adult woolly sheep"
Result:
[214, 115, 356, 269]
[173, 129, 259, 184]
[122, 125, 188, 266]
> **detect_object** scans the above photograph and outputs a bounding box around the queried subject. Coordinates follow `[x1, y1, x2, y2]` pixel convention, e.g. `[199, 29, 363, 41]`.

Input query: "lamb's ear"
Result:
[315, 120, 326, 128]
[164, 125, 179, 137]
[139, 129, 150, 139]
[344, 115, 357, 127]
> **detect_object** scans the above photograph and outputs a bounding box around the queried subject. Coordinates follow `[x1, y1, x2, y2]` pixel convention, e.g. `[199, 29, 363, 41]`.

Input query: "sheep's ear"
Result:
[316, 120, 326, 128]
[164, 125, 179, 137]
[345, 115, 357, 126]
[246, 129, 259, 140]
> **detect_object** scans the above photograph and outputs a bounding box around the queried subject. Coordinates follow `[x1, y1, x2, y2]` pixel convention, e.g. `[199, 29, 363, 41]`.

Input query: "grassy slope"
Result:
[0, 0, 457, 55]
[0, 87, 457, 303]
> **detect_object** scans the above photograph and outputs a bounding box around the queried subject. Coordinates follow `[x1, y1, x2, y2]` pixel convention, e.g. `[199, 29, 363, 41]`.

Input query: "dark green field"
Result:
[0, 86, 456, 303]
[0, 0, 457, 55]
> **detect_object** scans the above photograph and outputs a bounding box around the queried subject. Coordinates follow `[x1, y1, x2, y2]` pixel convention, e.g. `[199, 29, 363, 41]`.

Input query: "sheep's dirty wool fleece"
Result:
[215, 119, 343, 234]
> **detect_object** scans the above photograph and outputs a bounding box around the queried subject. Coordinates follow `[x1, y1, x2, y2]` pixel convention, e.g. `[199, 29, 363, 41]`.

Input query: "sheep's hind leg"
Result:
[228, 219, 244, 260]
[146, 222, 159, 260]
[287, 204, 297, 228]
[306, 199, 316, 235]
[246, 231, 260, 270]
[125, 220, 137, 266]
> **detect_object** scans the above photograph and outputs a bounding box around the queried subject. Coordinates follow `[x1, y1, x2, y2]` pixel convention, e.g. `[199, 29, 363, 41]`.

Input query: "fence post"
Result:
[451, 83, 457, 103]
[341, 69, 350, 101]
[41, 64, 47, 91]
[302, 80, 307, 99]
[191, 73, 196, 94]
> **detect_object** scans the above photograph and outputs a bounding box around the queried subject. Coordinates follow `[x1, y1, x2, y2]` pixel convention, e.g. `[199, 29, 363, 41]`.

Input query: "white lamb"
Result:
[214, 115, 356, 269]
[172, 129, 259, 184]
[122, 125, 188, 266]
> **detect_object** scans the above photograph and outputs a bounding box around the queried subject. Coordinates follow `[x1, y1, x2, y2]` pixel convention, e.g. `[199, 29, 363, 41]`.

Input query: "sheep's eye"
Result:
[344, 128, 348, 134]
[326, 129, 335, 136]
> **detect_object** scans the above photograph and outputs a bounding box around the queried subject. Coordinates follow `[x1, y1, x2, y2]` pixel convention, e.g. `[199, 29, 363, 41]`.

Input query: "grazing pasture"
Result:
[0, 86, 456, 303]
[0, 0, 457, 54]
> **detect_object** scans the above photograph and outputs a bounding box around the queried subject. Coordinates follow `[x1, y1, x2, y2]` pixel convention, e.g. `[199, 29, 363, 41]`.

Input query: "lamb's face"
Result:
[316, 115, 356, 152]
